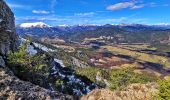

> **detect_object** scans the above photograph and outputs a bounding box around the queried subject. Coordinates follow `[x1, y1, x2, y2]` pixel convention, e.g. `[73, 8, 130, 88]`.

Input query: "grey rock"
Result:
[0, 0, 18, 56]
[0, 56, 5, 67]
[72, 57, 89, 68]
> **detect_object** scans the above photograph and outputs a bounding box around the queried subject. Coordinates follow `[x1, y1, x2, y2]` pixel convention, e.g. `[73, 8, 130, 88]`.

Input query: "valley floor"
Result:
[7, 37, 170, 99]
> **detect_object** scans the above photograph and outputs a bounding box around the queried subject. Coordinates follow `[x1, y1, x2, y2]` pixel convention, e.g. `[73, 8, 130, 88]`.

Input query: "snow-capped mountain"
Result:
[16, 23, 170, 41]
[20, 22, 51, 28]
[16, 23, 100, 37]
[57, 24, 70, 27]
[152, 24, 170, 29]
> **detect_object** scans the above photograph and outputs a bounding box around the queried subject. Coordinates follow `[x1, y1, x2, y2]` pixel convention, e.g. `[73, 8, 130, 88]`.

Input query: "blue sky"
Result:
[6, 0, 170, 26]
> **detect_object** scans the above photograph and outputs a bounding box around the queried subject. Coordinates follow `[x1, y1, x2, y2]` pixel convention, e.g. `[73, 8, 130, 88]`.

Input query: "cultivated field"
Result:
[102, 46, 170, 68]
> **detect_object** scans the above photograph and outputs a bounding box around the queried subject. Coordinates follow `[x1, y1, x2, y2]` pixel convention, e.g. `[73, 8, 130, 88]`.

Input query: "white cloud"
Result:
[106, 2, 135, 11]
[51, 0, 57, 13]
[8, 4, 23, 8]
[148, 2, 169, 7]
[148, 2, 157, 7]
[106, 1, 169, 11]
[74, 12, 95, 17]
[32, 10, 50, 14]
[130, 4, 145, 9]
[106, 1, 146, 11]
[8, 3, 30, 9]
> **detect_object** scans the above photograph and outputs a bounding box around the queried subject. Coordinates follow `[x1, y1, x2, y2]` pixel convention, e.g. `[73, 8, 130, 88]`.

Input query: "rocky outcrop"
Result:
[71, 57, 89, 68]
[81, 83, 159, 100]
[0, 0, 17, 56]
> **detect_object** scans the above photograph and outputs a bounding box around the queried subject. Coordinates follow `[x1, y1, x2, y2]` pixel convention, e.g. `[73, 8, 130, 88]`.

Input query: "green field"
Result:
[102, 46, 170, 68]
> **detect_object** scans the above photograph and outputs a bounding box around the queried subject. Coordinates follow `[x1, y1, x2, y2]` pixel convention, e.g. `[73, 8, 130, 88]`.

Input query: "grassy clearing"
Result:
[119, 44, 157, 51]
[102, 46, 170, 68]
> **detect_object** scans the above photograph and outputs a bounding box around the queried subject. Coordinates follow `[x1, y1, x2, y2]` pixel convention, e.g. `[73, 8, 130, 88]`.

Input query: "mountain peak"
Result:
[20, 22, 50, 28]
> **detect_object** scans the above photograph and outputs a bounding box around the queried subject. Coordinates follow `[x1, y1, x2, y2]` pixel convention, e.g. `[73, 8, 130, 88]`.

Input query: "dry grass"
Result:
[53, 44, 75, 52]
[164, 75, 170, 80]
[134, 69, 162, 77]
[81, 83, 159, 100]
[119, 44, 156, 50]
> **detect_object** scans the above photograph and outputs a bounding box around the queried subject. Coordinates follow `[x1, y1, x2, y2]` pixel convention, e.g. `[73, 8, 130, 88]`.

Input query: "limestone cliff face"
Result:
[0, 0, 17, 56]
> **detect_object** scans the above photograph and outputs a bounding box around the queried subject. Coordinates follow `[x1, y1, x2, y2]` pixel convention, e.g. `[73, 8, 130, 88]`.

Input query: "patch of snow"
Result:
[0, 19, 2, 23]
[80, 82, 85, 86]
[51, 71, 58, 75]
[52, 65, 57, 70]
[68, 75, 75, 81]
[74, 24, 101, 27]
[75, 79, 81, 83]
[27, 45, 37, 55]
[61, 85, 64, 91]
[33, 42, 56, 52]
[19, 37, 37, 55]
[5, 30, 12, 32]
[54, 59, 65, 67]
[96, 75, 102, 81]
[58, 24, 70, 27]
[19, 37, 27, 46]
[85, 86, 91, 93]
[20, 22, 51, 28]
[49, 83, 54, 91]
[20, 37, 27, 42]
[73, 89, 83, 95]
[59, 72, 66, 78]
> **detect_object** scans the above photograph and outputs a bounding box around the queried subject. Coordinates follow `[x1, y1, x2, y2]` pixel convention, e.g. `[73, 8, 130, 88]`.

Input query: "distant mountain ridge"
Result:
[17, 22, 170, 29]
[16, 22, 170, 44]
[16, 22, 100, 37]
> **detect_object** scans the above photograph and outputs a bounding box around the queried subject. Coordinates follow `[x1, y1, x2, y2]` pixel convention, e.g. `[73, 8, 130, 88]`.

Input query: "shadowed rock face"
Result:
[0, 0, 18, 56]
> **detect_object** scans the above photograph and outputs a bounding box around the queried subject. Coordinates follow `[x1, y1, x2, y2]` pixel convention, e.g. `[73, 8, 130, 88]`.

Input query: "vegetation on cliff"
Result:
[7, 41, 51, 88]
